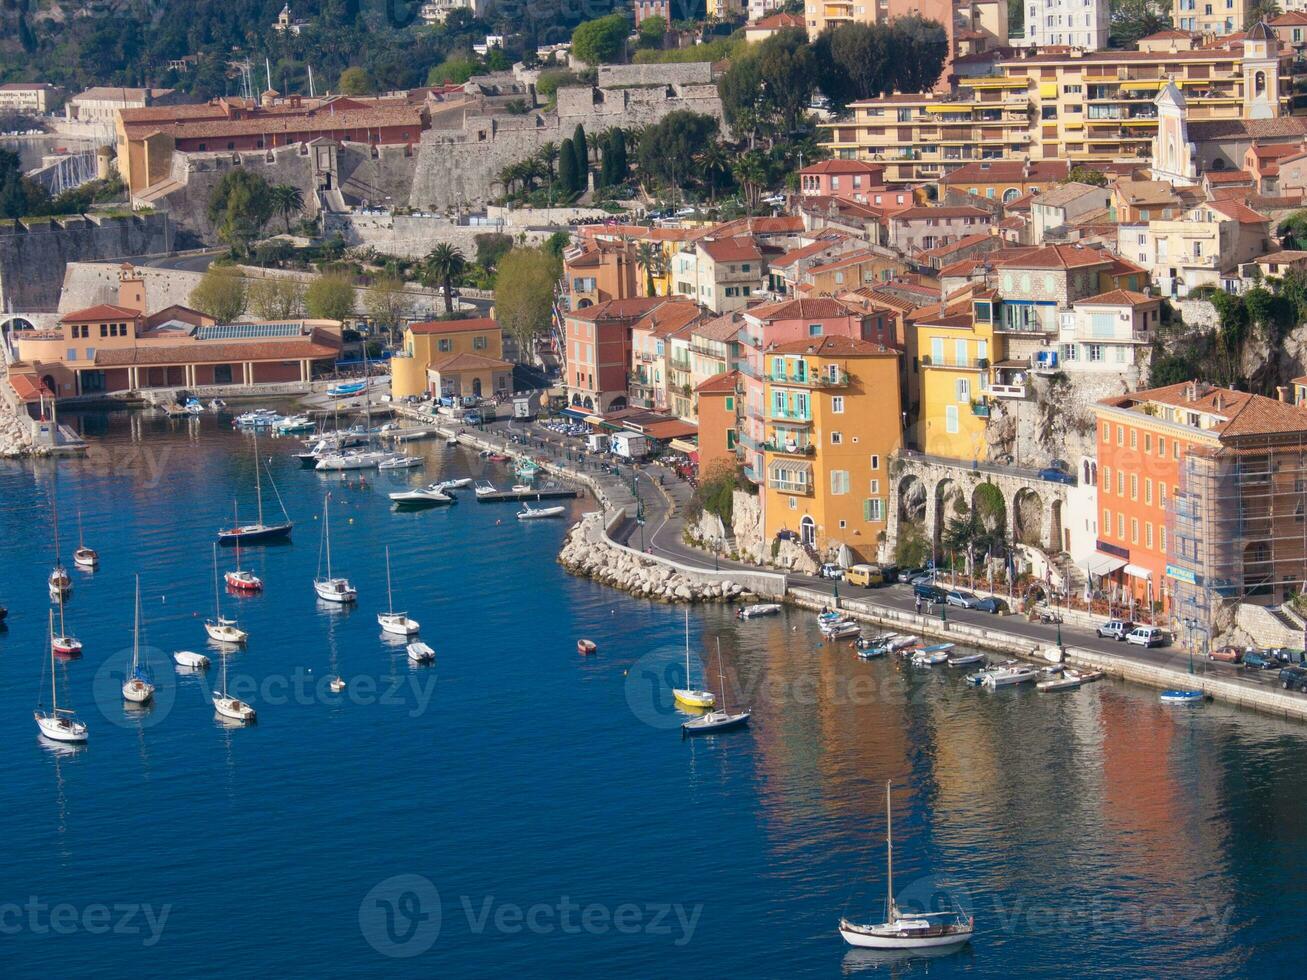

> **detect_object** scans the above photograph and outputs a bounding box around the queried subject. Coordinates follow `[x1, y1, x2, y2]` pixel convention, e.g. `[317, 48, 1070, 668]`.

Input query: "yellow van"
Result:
[846, 564, 884, 588]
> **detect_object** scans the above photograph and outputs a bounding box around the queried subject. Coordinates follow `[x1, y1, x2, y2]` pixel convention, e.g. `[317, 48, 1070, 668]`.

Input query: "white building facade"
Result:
[1024, 0, 1110, 49]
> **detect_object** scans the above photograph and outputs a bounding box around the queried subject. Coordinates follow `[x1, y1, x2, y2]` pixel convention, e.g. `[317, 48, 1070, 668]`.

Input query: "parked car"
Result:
[1280, 665, 1307, 691]
[1208, 645, 1244, 664]
[909, 572, 937, 587]
[913, 583, 948, 603]
[1096, 619, 1136, 641]
[945, 589, 980, 609]
[1125, 626, 1169, 648]
[818, 563, 845, 580]
[1273, 648, 1306, 664]
[975, 596, 1009, 614]
[1241, 649, 1278, 670]
[846, 564, 884, 588]
[878, 564, 901, 584]
[1038, 466, 1077, 486]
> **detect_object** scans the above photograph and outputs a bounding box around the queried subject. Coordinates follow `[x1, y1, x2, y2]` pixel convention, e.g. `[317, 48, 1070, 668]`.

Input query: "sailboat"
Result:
[51, 586, 82, 657]
[672, 609, 716, 709]
[313, 493, 356, 603]
[48, 485, 71, 597]
[217, 429, 293, 544]
[122, 576, 155, 703]
[212, 651, 256, 723]
[223, 504, 263, 592]
[35, 610, 88, 743]
[205, 543, 248, 644]
[838, 781, 975, 950]
[377, 546, 419, 636]
[73, 510, 98, 569]
[682, 641, 750, 735]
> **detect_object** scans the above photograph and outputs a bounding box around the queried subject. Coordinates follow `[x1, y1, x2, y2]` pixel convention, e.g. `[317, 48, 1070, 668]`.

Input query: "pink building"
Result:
[564, 297, 668, 412]
[798, 160, 888, 205]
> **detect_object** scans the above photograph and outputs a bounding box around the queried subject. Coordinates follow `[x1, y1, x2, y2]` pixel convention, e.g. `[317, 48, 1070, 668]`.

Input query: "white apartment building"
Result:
[1024, 0, 1110, 49]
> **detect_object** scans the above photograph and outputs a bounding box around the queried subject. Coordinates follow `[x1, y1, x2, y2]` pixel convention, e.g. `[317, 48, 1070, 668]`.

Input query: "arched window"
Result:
[1255, 71, 1267, 97]
[800, 516, 816, 547]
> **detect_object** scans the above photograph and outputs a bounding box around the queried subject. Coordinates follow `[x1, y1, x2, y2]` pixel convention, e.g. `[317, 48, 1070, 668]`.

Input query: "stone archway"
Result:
[933, 477, 966, 553]
[971, 481, 1006, 541]
[1012, 487, 1044, 547]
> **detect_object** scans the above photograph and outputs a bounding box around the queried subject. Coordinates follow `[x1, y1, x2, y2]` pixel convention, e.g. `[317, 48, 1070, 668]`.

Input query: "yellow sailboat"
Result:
[673, 609, 716, 709]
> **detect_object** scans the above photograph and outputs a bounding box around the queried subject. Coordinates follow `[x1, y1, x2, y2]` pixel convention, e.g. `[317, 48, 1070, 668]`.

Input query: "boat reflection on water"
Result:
[841, 943, 976, 973]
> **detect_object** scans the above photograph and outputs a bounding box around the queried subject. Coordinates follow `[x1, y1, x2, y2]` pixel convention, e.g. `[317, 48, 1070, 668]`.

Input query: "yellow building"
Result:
[914, 288, 999, 460]
[822, 30, 1290, 181]
[1171, 0, 1245, 37]
[391, 317, 512, 400]
[762, 335, 901, 564]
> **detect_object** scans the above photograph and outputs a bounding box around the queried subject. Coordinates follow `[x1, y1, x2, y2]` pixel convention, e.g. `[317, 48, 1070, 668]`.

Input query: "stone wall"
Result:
[595, 63, 713, 87]
[325, 206, 612, 260]
[1176, 297, 1220, 331]
[0, 212, 172, 311]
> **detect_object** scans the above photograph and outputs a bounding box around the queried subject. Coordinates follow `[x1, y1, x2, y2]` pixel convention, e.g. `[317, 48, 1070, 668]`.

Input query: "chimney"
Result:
[1278, 385, 1288, 402]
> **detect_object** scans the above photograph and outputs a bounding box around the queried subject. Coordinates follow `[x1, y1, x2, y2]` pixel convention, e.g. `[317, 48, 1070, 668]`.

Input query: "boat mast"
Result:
[212, 543, 222, 620]
[716, 638, 727, 711]
[57, 589, 67, 638]
[48, 610, 58, 711]
[253, 428, 265, 525]
[684, 608, 691, 685]
[385, 545, 394, 613]
[324, 494, 333, 580]
[885, 780, 895, 921]
[132, 575, 141, 671]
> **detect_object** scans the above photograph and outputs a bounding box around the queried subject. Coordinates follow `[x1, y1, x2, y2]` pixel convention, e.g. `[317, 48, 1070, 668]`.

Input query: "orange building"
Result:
[563, 240, 640, 309]
[694, 371, 740, 473]
[1094, 381, 1307, 626]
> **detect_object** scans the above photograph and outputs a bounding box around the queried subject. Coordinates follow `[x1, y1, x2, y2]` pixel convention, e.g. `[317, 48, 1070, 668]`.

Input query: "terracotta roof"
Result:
[409, 317, 499, 335]
[1034, 181, 1107, 207]
[428, 350, 512, 372]
[940, 159, 1069, 185]
[804, 247, 888, 272]
[752, 11, 805, 28]
[567, 298, 666, 322]
[1076, 289, 1156, 307]
[768, 335, 896, 356]
[712, 216, 804, 236]
[631, 301, 705, 338]
[919, 233, 998, 259]
[698, 236, 764, 263]
[769, 235, 851, 268]
[745, 297, 854, 321]
[60, 304, 141, 323]
[1115, 179, 1180, 207]
[1206, 200, 1270, 224]
[8, 373, 53, 403]
[691, 312, 743, 343]
[1205, 169, 1254, 184]
[1272, 11, 1307, 25]
[1104, 381, 1307, 440]
[1188, 117, 1307, 142]
[994, 244, 1111, 269]
[1142, 28, 1194, 39]
[891, 206, 992, 221]
[95, 337, 338, 366]
[799, 159, 886, 176]
[641, 419, 698, 440]
[1256, 250, 1307, 264]
[694, 370, 740, 394]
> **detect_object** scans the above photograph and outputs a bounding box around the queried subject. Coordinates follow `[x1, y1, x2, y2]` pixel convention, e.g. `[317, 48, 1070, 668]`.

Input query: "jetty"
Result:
[476, 487, 581, 502]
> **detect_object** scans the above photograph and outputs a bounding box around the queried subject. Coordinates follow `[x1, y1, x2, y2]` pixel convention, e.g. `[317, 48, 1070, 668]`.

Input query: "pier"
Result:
[475, 488, 582, 502]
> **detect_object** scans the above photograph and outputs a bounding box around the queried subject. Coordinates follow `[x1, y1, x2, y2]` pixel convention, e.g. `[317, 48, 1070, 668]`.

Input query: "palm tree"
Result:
[537, 141, 560, 180]
[519, 158, 545, 192]
[634, 241, 661, 297]
[423, 243, 467, 313]
[269, 183, 304, 234]
[586, 132, 604, 166]
[695, 142, 731, 204]
[1246, 0, 1281, 26]
[732, 150, 769, 215]
[497, 164, 518, 196]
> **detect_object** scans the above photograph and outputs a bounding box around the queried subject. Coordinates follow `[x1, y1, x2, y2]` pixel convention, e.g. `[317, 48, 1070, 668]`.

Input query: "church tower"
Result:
[1150, 82, 1197, 187]
[1242, 21, 1280, 121]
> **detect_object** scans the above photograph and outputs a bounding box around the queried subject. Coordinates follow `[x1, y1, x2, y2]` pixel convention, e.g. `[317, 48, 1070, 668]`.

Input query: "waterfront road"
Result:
[479, 418, 1306, 705]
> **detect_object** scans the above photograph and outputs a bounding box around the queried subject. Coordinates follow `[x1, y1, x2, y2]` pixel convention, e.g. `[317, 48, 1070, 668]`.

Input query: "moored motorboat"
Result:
[981, 665, 1038, 688]
[910, 649, 950, 666]
[474, 481, 498, 496]
[947, 651, 986, 667]
[378, 454, 423, 470]
[173, 650, 211, 669]
[736, 603, 782, 620]
[434, 477, 472, 491]
[1160, 689, 1206, 704]
[407, 641, 435, 664]
[388, 486, 454, 506]
[517, 503, 566, 520]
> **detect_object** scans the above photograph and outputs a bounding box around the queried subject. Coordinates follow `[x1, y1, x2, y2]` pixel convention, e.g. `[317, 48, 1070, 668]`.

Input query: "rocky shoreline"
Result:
[557, 512, 753, 604]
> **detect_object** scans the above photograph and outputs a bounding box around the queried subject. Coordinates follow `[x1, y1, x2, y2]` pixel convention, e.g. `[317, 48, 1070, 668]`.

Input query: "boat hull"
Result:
[205, 622, 248, 644]
[673, 688, 716, 709]
[35, 712, 88, 743]
[217, 522, 292, 545]
[407, 642, 435, 663]
[378, 614, 420, 636]
[122, 679, 155, 703]
[213, 696, 255, 722]
[314, 579, 357, 604]
[839, 925, 973, 950]
[173, 651, 210, 669]
[52, 637, 83, 656]
[225, 571, 263, 592]
[682, 712, 750, 735]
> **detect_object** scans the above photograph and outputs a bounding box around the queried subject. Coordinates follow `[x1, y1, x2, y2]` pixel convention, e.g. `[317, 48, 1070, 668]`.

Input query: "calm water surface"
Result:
[0, 412, 1304, 977]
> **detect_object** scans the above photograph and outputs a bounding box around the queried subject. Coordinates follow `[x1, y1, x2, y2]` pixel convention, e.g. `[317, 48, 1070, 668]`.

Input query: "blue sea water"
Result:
[1, 412, 1305, 978]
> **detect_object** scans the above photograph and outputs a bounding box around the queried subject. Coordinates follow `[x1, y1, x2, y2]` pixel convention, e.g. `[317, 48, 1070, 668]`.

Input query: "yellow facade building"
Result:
[391, 317, 512, 400]
[762, 336, 901, 564]
[914, 289, 1000, 460]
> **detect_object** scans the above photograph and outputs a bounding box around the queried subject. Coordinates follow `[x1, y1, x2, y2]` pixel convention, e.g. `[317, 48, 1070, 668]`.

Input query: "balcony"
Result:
[921, 354, 989, 370]
[768, 369, 850, 388]
[767, 406, 813, 423]
[763, 440, 815, 456]
[970, 400, 990, 418]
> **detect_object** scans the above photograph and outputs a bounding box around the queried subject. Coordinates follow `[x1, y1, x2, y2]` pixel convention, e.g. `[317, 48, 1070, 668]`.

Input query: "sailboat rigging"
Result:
[122, 575, 155, 703]
[35, 610, 88, 743]
[218, 428, 293, 543]
[205, 543, 248, 644]
[313, 492, 356, 603]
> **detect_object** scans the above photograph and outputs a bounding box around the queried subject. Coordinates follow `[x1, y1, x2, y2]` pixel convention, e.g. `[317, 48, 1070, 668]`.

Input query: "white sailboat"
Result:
[313, 492, 356, 603]
[51, 585, 82, 657]
[35, 610, 88, 743]
[212, 651, 256, 723]
[122, 576, 155, 703]
[48, 486, 71, 597]
[839, 781, 975, 950]
[73, 510, 98, 569]
[205, 543, 248, 644]
[672, 609, 716, 709]
[377, 546, 419, 636]
[682, 641, 750, 735]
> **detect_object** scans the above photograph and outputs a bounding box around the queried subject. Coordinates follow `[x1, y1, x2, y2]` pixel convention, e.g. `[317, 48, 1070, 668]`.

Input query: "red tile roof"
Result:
[1204, 169, 1254, 184]
[631, 301, 705, 337]
[1076, 289, 1157, 307]
[1103, 382, 1307, 439]
[745, 297, 855, 321]
[408, 317, 499, 335]
[891, 206, 992, 221]
[698, 237, 764, 263]
[1207, 200, 1270, 224]
[769, 335, 897, 356]
[567, 298, 666, 322]
[695, 370, 740, 394]
[428, 351, 512, 372]
[799, 159, 886, 177]
[94, 337, 338, 366]
[940, 160, 1069, 185]
[60, 304, 141, 323]
[752, 12, 805, 29]
[994, 244, 1112, 269]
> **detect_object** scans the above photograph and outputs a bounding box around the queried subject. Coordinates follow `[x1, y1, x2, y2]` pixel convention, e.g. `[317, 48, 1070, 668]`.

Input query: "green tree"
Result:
[559, 137, 580, 194]
[572, 123, 589, 174]
[1064, 166, 1109, 187]
[495, 247, 558, 360]
[247, 277, 304, 320]
[732, 149, 770, 213]
[474, 232, 513, 272]
[423, 242, 467, 313]
[428, 52, 479, 85]
[718, 29, 817, 144]
[637, 15, 667, 49]
[607, 129, 627, 182]
[695, 141, 732, 203]
[305, 272, 357, 322]
[268, 183, 305, 234]
[1246, 0, 1281, 26]
[190, 265, 248, 323]
[365, 274, 411, 345]
[1008, 0, 1024, 35]
[634, 240, 660, 296]
[337, 66, 372, 95]
[1110, 0, 1171, 48]
[537, 141, 560, 181]
[207, 169, 273, 255]
[571, 13, 630, 65]
[637, 111, 720, 191]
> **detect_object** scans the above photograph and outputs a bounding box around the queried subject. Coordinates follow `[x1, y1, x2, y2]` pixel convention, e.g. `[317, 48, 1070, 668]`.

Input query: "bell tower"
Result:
[1242, 21, 1280, 121]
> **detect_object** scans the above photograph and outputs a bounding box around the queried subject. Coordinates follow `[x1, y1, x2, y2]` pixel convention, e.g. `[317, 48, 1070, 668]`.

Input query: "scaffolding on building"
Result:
[1167, 431, 1307, 648]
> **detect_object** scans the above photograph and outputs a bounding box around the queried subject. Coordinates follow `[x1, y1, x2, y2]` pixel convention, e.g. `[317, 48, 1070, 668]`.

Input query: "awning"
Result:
[1085, 552, 1127, 576]
[584, 414, 606, 426]
[768, 459, 813, 478]
[669, 437, 698, 454]
[1124, 563, 1152, 580]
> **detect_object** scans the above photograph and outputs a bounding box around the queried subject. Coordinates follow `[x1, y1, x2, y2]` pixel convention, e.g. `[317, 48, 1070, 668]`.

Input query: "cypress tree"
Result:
[559, 138, 579, 196]
[608, 129, 627, 183]
[572, 123, 588, 176]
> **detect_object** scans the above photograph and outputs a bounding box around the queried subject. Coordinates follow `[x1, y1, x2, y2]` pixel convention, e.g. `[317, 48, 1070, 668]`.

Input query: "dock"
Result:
[476, 488, 581, 502]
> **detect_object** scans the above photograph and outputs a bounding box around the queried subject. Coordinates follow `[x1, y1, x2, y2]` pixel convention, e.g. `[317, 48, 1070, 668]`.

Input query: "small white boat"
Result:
[981, 665, 1038, 688]
[74, 546, 98, 569]
[388, 487, 454, 505]
[1038, 672, 1082, 692]
[212, 651, 255, 723]
[314, 492, 356, 603]
[434, 478, 472, 491]
[445, 435, 459, 446]
[511, 483, 534, 493]
[378, 547, 420, 636]
[736, 603, 781, 620]
[378, 454, 423, 470]
[329, 676, 347, 692]
[122, 577, 156, 704]
[910, 650, 950, 667]
[407, 641, 435, 663]
[206, 544, 248, 643]
[947, 652, 986, 667]
[839, 781, 974, 950]
[315, 450, 392, 471]
[474, 481, 498, 497]
[1160, 689, 1205, 704]
[36, 610, 88, 743]
[173, 650, 211, 669]
[517, 503, 566, 520]
[49, 565, 71, 596]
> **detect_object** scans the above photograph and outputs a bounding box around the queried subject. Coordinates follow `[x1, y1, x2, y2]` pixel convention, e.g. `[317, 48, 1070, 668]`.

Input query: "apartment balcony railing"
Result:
[668, 356, 692, 372]
[767, 406, 813, 422]
[985, 382, 1028, 399]
[970, 400, 991, 418]
[763, 441, 816, 456]
[920, 354, 990, 370]
[767, 369, 850, 388]
[768, 478, 814, 496]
